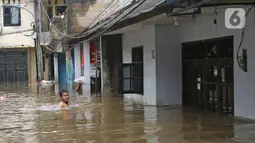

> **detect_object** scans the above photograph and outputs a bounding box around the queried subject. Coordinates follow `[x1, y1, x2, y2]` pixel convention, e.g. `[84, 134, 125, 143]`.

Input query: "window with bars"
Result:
[121, 46, 144, 94]
[122, 63, 143, 94]
[3, 6, 21, 26]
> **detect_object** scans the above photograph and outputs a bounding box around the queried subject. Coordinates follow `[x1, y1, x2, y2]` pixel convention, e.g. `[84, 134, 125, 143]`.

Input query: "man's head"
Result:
[59, 90, 69, 103]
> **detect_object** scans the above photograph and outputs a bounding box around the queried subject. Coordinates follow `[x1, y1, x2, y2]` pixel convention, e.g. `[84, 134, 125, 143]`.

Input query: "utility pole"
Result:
[35, 0, 44, 81]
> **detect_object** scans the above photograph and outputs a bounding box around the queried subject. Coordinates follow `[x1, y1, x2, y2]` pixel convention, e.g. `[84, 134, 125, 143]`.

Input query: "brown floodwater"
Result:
[0, 85, 255, 143]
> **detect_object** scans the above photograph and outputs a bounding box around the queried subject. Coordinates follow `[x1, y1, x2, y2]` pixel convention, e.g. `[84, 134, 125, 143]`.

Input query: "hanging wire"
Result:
[43, 0, 135, 51]
[40, 0, 132, 39]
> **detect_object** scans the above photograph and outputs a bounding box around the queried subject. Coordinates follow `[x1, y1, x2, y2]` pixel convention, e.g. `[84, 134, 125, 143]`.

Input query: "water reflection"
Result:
[0, 85, 255, 142]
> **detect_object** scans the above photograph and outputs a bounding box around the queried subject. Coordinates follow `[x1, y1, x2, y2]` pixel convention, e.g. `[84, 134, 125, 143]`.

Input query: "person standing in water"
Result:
[58, 90, 70, 108]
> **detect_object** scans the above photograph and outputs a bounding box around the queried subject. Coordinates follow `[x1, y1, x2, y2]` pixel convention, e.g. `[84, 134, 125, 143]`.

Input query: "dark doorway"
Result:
[101, 35, 123, 95]
[182, 36, 234, 115]
[132, 47, 143, 63]
[0, 50, 28, 86]
[131, 46, 143, 94]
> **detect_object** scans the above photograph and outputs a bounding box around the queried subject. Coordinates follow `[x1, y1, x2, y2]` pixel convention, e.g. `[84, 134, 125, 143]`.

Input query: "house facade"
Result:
[67, 0, 255, 120]
[46, 0, 134, 93]
[0, 0, 37, 87]
[114, 4, 255, 119]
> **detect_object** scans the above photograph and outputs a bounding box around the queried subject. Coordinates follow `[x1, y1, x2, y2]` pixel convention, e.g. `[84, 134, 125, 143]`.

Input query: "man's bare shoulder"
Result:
[58, 102, 68, 108]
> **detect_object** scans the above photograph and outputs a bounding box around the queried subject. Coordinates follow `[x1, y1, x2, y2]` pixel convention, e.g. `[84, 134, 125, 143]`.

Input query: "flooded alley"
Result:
[0, 86, 254, 143]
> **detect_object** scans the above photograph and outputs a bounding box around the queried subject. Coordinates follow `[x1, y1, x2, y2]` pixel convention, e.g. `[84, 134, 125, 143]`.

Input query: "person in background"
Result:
[76, 82, 83, 93]
[58, 90, 70, 108]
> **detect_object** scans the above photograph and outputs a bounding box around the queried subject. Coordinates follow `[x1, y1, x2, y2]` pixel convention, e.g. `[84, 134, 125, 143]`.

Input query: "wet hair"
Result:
[59, 90, 68, 97]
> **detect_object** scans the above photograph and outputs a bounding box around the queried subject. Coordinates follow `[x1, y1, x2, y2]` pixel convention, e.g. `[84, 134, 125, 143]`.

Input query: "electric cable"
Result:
[0, 29, 34, 35]
[3, 4, 35, 17]
[60, 0, 132, 38]
[65, 0, 146, 50]
[86, 0, 116, 28]
[77, 0, 130, 35]
[69, 0, 134, 40]
[0, 0, 118, 39]
[40, 0, 132, 39]
[236, 5, 254, 70]
[42, 0, 133, 51]
[0, 4, 35, 36]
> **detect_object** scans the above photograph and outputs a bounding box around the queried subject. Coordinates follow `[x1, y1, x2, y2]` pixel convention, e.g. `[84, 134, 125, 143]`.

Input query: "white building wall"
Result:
[155, 24, 182, 106]
[74, 44, 81, 79]
[0, 1, 35, 48]
[122, 25, 157, 105]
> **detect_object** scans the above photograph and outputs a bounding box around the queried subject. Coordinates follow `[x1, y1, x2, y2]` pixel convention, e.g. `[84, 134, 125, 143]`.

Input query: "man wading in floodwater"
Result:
[58, 90, 70, 108]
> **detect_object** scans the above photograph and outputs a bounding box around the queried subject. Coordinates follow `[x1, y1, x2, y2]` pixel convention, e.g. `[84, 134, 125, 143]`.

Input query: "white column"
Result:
[99, 36, 104, 96]
[53, 53, 59, 94]
[83, 42, 91, 96]
[74, 44, 81, 79]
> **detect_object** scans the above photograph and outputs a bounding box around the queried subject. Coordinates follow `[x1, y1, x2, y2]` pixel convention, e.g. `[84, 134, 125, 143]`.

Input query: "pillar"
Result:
[54, 53, 59, 94]
[83, 42, 91, 96]
[74, 44, 81, 78]
[43, 54, 49, 80]
[99, 36, 104, 95]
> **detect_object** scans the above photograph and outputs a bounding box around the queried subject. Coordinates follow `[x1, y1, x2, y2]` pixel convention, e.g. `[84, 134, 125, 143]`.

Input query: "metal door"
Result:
[0, 51, 28, 86]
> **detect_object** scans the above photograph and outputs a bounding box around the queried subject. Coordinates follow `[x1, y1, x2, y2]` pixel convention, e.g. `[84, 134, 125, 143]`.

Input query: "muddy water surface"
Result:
[0, 86, 254, 143]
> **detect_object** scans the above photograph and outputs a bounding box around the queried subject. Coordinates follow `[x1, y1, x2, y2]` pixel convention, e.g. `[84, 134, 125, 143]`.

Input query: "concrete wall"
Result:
[176, 6, 255, 119]
[0, 0, 35, 47]
[71, 0, 131, 34]
[102, 34, 123, 95]
[155, 25, 182, 106]
[122, 25, 156, 105]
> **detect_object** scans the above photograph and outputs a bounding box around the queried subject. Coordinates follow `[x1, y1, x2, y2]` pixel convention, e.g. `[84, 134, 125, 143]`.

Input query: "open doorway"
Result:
[182, 36, 234, 114]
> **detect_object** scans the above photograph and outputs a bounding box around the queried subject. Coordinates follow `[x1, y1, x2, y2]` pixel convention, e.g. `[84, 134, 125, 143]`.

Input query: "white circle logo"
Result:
[225, 8, 245, 29]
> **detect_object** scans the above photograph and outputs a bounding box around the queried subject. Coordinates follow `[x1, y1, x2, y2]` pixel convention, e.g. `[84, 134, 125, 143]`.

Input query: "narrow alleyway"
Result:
[0, 85, 254, 143]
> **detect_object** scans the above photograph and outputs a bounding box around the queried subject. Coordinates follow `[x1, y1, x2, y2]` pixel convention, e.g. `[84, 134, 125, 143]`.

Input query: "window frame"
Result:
[3, 6, 21, 27]
[122, 63, 144, 94]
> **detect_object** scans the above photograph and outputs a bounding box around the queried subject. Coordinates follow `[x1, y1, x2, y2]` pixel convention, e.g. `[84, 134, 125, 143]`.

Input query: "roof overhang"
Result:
[67, 0, 255, 48]
[205, 0, 255, 6]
